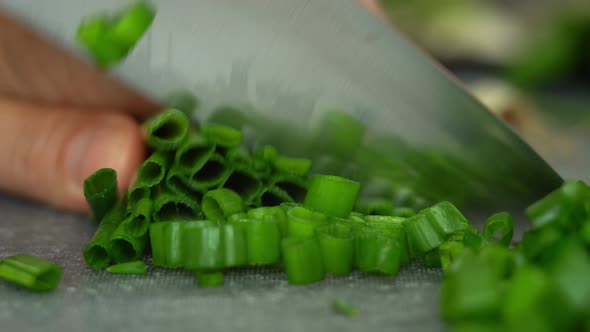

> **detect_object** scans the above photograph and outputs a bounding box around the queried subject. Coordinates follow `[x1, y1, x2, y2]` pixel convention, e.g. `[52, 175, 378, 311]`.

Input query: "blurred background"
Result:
[379, 0, 590, 183]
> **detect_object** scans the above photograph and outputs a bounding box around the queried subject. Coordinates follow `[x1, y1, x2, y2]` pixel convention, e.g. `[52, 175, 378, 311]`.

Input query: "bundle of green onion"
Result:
[81, 108, 430, 286]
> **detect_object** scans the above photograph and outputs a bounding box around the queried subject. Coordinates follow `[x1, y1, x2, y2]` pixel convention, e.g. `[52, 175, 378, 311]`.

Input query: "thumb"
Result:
[0, 99, 146, 212]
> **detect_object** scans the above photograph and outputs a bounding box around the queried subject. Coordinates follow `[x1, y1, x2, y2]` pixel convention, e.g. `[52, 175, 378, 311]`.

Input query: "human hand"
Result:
[0, 12, 159, 212]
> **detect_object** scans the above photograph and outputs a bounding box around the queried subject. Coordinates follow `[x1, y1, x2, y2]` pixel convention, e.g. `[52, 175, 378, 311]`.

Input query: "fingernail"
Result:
[66, 122, 130, 189]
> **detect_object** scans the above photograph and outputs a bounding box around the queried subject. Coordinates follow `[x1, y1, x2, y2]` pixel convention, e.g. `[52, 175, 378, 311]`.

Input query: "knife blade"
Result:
[0, 0, 562, 212]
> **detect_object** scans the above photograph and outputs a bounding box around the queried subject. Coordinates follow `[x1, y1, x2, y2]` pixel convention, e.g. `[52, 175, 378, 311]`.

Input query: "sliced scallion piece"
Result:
[109, 1, 155, 51]
[304, 175, 360, 218]
[222, 223, 248, 267]
[282, 237, 325, 285]
[0, 255, 61, 292]
[201, 124, 242, 152]
[83, 168, 118, 221]
[355, 226, 402, 276]
[247, 206, 288, 236]
[83, 204, 126, 269]
[316, 223, 354, 275]
[127, 183, 151, 207]
[137, 151, 170, 187]
[149, 222, 185, 268]
[124, 198, 152, 237]
[188, 154, 232, 190]
[174, 135, 216, 176]
[164, 166, 203, 206]
[286, 206, 328, 238]
[272, 156, 312, 177]
[182, 221, 224, 270]
[482, 212, 514, 247]
[222, 166, 264, 205]
[331, 299, 360, 317]
[110, 219, 148, 263]
[201, 188, 243, 223]
[106, 260, 147, 274]
[144, 109, 190, 151]
[152, 191, 200, 223]
[363, 215, 410, 265]
[230, 218, 281, 266]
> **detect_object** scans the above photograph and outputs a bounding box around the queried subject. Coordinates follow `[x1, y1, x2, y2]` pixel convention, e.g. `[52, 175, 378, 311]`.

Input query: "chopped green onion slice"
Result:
[331, 299, 360, 317]
[272, 156, 312, 176]
[304, 175, 360, 218]
[440, 250, 503, 322]
[189, 153, 232, 190]
[110, 2, 155, 49]
[76, 16, 127, 69]
[201, 124, 242, 150]
[83, 168, 118, 221]
[518, 226, 562, 264]
[137, 151, 170, 187]
[355, 227, 402, 276]
[149, 222, 185, 268]
[227, 213, 248, 224]
[247, 206, 288, 236]
[547, 238, 590, 313]
[110, 220, 148, 263]
[230, 218, 281, 266]
[222, 223, 248, 267]
[202, 189, 243, 223]
[84, 205, 126, 269]
[182, 221, 224, 270]
[503, 266, 575, 332]
[152, 191, 200, 222]
[418, 249, 442, 268]
[363, 215, 409, 265]
[124, 198, 153, 237]
[482, 212, 514, 247]
[127, 183, 151, 207]
[174, 135, 216, 175]
[287, 206, 328, 238]
[0, 255, 61, 291]
[282, 237, 325, 285]
[164, 166, 202, 206]
[280, 202, 299, 213]
[223, 166, 264, 204]
[525, 180, 590, 230]
[404, 213, 444, 254]
[195, 271, 224, 288]
[106, 260, 147, 274]
[421, 201, 468, 237]
[144, 109, 190, 151]
[316, 223, 354, 275]
[440, 240, 466, 273]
